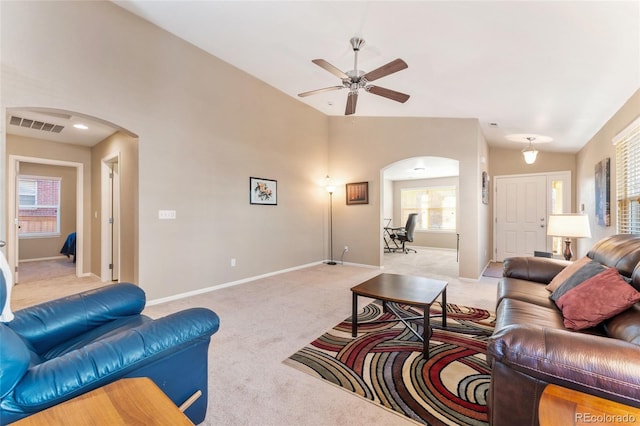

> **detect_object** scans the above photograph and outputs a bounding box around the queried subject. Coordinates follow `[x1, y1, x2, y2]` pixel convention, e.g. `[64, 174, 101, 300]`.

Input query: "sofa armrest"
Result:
[8, 307, 220, 412]
[488, 325, 640, 405]
[502, 257, 571, 284]
[8, 284, 146, 354]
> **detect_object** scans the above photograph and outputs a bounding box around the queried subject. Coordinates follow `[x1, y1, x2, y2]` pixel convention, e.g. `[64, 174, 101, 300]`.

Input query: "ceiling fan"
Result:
[298, 37, 410, 116]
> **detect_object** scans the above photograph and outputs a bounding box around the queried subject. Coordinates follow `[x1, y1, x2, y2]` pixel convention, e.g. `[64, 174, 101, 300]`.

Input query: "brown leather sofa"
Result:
[487, 234, 640, 426]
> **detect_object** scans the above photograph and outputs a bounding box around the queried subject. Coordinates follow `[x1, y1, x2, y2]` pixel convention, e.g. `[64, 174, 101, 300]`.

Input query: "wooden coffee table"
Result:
[351, 273, 447, 358]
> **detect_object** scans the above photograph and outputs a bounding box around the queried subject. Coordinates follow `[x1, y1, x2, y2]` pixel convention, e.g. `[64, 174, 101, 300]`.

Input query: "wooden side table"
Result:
[539, 384, 640, 425]
[13, 377, 194, 425]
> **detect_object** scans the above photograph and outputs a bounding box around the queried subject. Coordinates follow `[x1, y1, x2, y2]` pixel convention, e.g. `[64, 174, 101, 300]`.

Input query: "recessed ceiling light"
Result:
[73, 124, 89, 130]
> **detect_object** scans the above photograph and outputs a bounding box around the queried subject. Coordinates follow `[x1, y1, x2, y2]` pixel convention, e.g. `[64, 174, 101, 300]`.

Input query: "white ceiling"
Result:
[113, 0, 640, 154]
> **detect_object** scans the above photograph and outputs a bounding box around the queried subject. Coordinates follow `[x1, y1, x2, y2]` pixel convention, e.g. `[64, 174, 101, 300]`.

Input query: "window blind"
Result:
[615, 118, 640, 234]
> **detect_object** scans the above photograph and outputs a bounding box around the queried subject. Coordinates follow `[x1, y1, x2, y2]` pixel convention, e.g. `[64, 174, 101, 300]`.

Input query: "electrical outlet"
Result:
[344, 246, 349, 252]
[230, 258, 236, 267]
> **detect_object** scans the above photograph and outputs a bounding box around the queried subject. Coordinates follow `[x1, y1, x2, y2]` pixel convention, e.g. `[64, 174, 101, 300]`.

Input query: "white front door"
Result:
[495, 175, 548, 261]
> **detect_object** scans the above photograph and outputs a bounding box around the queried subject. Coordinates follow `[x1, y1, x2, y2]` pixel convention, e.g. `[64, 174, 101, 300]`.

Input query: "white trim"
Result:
[19, 255, 69, 262]
[8, 155, 84, 281]
[147, 261, 324, 306]
[613, 115, 640, 145]
[101, 152, 121, 282]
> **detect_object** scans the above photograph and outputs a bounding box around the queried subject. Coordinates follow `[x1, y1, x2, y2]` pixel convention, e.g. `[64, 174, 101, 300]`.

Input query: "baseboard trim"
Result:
[19, 255, 69, 263]
[147, 261, 327, 306]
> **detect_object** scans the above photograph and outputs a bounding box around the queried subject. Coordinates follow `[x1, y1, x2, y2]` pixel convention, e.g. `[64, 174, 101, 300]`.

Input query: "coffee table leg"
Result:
[442, 288, 447, 328]
[352, 292, 358, 337]
[423, 305, 429, 358]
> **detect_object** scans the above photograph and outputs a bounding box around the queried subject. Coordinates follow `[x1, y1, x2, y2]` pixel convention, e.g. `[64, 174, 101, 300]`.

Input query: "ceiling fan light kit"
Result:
[298, 37, 410, 116]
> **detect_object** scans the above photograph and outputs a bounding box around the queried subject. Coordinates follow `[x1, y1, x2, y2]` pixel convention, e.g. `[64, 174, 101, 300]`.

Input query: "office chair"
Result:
[388, 213, 418, 253]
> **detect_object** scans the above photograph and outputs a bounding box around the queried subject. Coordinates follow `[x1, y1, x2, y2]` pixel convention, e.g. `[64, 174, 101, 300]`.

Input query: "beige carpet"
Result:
[10, 251, 499, 425]
[12, 258, 108, 309]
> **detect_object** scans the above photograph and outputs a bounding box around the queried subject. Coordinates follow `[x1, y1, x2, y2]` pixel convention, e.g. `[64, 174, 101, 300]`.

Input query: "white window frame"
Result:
[614, 116, 640, 234]
[18, 175, 62, 238]
[400, 185, 457, 232]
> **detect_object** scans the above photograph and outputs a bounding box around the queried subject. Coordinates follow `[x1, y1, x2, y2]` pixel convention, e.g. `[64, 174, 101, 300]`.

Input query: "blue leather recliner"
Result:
[0, 275, 220, 425]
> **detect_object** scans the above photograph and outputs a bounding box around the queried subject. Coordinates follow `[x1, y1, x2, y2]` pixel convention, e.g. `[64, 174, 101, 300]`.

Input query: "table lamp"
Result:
[547, 214, 592, 260]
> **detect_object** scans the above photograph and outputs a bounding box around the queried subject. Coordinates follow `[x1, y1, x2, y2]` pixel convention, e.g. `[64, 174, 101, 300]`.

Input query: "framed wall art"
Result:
[346, 181, 369, 205]
[482, 171, 490, 205]
[595, 158, 610, 226]
[250, 177, 277, 205]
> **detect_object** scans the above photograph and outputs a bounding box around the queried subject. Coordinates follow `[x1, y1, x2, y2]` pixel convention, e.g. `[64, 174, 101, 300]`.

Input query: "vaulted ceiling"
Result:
[114, 1, 639, 153]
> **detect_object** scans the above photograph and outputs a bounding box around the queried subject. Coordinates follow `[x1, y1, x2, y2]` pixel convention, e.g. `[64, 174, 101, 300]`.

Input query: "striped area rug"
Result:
[284, 301, 495, 426]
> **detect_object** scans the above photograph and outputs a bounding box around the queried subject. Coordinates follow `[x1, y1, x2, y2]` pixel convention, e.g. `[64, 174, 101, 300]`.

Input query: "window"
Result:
[615, 118, 640, 234]
[400, 186, 456, 231]
[18, 176, 61, 237]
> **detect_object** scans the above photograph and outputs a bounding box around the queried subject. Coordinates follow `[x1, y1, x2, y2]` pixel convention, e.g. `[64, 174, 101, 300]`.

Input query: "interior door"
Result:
[110, 161, 120, 281]
[495, 175, 547, 261]
[12, 160, 20, 283]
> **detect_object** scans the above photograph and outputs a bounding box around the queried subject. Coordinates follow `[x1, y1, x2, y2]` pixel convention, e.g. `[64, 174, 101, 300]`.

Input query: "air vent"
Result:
[9, 115, 64, 133]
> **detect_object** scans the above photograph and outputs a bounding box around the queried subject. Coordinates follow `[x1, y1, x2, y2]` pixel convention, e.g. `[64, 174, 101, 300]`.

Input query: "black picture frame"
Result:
[250, 177, 277, 205]
[346, 182, 369, 205]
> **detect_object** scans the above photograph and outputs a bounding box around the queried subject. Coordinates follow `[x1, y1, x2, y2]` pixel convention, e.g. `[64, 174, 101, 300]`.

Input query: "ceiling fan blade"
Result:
[345, 92, 358, 115]
[367, 86, 410, 103]
[363, 58, 408, 82]
[298, 86, 344, 97]
[312, 59, 349, 80]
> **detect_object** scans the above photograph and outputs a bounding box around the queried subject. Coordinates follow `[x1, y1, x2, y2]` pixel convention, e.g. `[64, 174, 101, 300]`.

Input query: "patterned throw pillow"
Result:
[545, 256, 590, 292]
[550, 260, 606, 302]
[555, 268, 640, 330]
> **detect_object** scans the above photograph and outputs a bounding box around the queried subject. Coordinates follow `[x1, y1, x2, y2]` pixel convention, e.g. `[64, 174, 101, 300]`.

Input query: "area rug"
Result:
[284, 301, 495, 426]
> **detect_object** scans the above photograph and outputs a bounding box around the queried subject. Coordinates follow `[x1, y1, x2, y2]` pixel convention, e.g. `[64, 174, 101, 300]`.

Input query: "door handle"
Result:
[0, 240, 5, 247]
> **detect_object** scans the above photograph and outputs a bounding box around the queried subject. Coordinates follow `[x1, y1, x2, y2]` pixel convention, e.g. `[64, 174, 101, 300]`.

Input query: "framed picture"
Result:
[482, 171, 490, 205]
[346, 181, 369, 205]
[250, 177, 277, 205]
[595, 158, 610, 226]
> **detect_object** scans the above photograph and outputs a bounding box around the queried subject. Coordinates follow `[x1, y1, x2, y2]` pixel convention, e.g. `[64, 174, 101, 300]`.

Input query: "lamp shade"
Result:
[547, 214, 592, 238]
[522, 145, 538, 164]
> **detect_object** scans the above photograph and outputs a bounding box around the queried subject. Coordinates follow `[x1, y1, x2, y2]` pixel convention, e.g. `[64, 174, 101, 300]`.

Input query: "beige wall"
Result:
[15, 162, 76, 261]
[91, 132, 139, 283]
[6, 135, 91, 272]
[576, 89, 640, 256]
[489, 147, 576, 181]
[327, 116, 490, 279]
[1, 1, 328, 300]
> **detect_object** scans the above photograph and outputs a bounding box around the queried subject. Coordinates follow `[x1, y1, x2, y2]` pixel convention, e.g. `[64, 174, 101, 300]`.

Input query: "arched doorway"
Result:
[5, 107, 138, 304]
[381, 156, 460, 278]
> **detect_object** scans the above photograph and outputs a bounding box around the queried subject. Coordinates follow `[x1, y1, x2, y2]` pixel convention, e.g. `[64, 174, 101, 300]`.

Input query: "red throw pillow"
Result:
[555, 268, 640, 330]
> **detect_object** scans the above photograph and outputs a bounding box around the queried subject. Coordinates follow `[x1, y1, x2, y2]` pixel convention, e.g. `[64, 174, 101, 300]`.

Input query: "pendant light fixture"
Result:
[522, 136, 538, 164]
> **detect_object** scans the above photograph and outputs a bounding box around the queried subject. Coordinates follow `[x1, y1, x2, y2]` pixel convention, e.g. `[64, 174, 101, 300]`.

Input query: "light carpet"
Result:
[12, 251, 499, 425]
[285, 301, 495, 426]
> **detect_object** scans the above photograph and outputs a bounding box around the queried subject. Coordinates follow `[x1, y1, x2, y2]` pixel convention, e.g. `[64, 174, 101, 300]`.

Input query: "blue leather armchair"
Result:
[0, 276, 220, 425]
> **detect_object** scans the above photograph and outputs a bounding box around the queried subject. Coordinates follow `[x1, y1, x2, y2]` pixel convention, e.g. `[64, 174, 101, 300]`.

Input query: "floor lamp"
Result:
[326, 180, 336, 265]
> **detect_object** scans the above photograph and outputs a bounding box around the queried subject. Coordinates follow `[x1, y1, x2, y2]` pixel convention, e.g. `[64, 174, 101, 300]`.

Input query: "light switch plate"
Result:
[158, 210, 176, 220]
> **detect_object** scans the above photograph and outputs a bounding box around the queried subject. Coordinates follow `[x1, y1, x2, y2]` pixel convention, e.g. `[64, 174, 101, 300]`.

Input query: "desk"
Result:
[13, 378, 194, 426]
[351, 273, 447, 358]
